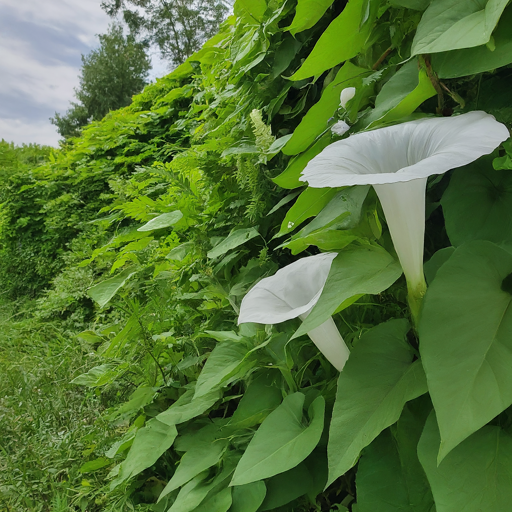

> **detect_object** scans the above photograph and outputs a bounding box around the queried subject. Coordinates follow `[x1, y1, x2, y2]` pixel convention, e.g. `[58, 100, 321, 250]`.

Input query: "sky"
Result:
[0, 0, 168, 147]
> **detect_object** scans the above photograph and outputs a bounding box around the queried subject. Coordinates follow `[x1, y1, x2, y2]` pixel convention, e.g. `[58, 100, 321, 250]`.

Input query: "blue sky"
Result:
[0, 0, 167, 147]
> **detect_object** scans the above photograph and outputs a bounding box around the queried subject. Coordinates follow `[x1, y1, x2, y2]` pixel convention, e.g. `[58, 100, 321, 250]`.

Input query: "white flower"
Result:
[340, 87, 356, 109]
[300, 111, 509, 320]
[331, 121, 350, 137]
[238, 252, 350, 371]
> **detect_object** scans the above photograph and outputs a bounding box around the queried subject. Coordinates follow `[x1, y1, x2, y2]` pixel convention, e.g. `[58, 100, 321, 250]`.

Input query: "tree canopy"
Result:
[51, 24, 151, 139]
[101, 0, 230, 65]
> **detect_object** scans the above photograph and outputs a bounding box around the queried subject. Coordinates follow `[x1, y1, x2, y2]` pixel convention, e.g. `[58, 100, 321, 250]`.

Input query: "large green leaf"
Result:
[277, 187, 338, 237]
[137, 210, 183, 232]
[283, 62, 367, 156]
[294, 245, 402, 338]
[291, 0, 376, 81]
[234, 0, 267, 22]
[327, 320, 427, 485]
[168, 458, 237, 512]
[363, 59, 436, 129]
[272, 134, 331, 189]
[411, 0, 508, 56]
[259, 462, 313, 511]
[87, 268, 136, 308]
[111, 418, 178, 488]
[159, 439, 229, 501]
[230, 393, 325, 485]
[231, 482, 267, 512]
[195, 341, 252, 399]
[282, 186, 369, 254]
[418, 411, 512, 512]
[208, 227, 260, 259]
[192, 486, 232, 512]
[286, 0, 335, 35]
[157, 388, 221, 426]
[432, 6, 512, 78]
[419, 241, 512, 462]
[228, 372, 283, 429]
[441, 157, 512, 247]
[356, 399, 434, 512]
[389, 0, 430, 9]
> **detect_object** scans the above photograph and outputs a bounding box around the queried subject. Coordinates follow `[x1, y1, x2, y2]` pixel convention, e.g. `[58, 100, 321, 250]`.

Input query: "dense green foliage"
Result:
[4, 0, 512, 511]
[51, 24, 151, 139]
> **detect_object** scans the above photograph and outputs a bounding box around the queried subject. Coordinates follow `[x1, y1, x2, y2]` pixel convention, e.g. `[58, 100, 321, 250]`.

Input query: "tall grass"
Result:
[0, 299, 113, 511]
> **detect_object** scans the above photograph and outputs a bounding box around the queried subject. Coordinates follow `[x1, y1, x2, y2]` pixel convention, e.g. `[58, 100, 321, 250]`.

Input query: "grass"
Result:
[0, 300, 115, 511]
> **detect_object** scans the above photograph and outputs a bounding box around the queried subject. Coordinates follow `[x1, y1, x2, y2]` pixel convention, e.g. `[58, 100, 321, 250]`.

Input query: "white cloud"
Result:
[0, 118, 60, 147]
[0, 0, 167, 147]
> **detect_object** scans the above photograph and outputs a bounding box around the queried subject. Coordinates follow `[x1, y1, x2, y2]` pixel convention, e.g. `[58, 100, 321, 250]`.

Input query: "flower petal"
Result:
[331, 121, 350, 136]
[300, 111, 509, 188]
[238, 252, 337, 325]
[340, 87, 356, 109]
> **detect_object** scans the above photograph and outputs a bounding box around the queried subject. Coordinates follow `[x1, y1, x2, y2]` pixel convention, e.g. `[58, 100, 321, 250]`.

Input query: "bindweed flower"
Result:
[331, 121, 350, 137]
[300, 111, 509, 323]
[238, 252, 350, 371]
[340, 87, 356, 109]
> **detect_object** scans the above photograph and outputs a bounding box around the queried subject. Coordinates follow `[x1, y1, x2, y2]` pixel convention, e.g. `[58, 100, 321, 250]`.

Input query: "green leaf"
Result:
[327, 320, 427, 486]
[424, 247, 455, 285]
[411, 0, 508, 56]
[207, 227, 260, 259]
[277, 187, 338, 237]
[87, 268, 136, 308]
[70, 364, 123, 387]
[432, 7, 512, 78]
[194, 487, 232, 512]
[267, 190, 301, 216]
[111, 418, 178, 488]
[364, 59, 436, 129]
[419, 241, 512, 462]
[195, 341, 252, 399]
[157, 388, 221, 426]
[286, 0, 335, 35]
[389, 0, 430, 10]
[295, 245, 402, 338]
[291, 0, 376, 81]
[137, 210, 183, 232]
[167, 241, 194, 261]
[79, 457, 111, 473]
[272, 133, 331, 189]
[159, 439, 229, 501]
[168, 458, 237, 512]
[230, 482, 267, 512]
[283, 62, 368, 156]
[356, 399, 434, 512]
[418, 412, 512, 512]
[441, 157, 512, 247]
[228, 372, 283, 429]
[282, 185, 369, 254]
[230, 393, 325, 486]
[234, 0, 267, 22]
[107, 386, 158, 421]
[283, 229, 358, 255]
[259, 462, 313, 511]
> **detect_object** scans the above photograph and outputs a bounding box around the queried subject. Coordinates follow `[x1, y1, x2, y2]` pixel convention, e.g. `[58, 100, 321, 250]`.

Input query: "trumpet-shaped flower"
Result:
[300, 111, 509, 322]
[238, 252, 350, 371]
[340, 87, 356, 109]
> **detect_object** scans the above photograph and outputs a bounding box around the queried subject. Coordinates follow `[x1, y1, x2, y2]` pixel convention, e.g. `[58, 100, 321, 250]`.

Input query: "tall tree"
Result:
[101, 0, 230, 66]
[51, 24, 151, 139]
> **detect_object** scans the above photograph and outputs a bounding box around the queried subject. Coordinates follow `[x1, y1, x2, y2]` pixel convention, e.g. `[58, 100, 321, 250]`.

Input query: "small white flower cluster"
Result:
[331, 87, 356, 137]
